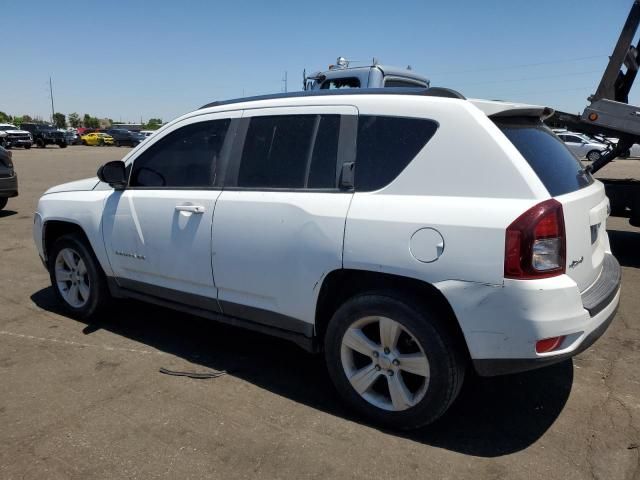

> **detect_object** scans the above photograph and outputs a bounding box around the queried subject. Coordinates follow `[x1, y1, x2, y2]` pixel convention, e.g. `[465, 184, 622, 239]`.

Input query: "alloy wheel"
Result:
[340, 316, 430, 411]
[54, 247, 90, 308]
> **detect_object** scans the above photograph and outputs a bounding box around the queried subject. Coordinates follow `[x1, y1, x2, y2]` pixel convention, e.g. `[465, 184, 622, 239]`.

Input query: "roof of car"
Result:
[200, 87, 466, 109]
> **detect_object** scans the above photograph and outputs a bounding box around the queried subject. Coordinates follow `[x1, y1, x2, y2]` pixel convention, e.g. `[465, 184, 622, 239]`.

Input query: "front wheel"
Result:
[587, 150, 602, 162]
[36, 139, 45, 148]
[59, 142, 67, 148]
[24, 144, 31, 149]
[0, 197, 7, 211]
[324, 293, 465, 430]
[48, 235, 111, 319]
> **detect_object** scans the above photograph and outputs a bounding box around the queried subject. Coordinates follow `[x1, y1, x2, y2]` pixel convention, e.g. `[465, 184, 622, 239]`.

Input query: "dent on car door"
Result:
[102, 112, 241, 303]
[212, 106, 357, 333]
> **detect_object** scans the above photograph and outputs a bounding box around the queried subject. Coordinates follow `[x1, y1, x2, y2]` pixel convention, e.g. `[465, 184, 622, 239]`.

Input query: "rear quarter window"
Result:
[494, 118, 594, 196]
[355, 116, 438, 191]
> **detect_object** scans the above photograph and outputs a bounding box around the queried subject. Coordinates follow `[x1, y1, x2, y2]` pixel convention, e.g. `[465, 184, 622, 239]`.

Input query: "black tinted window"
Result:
[320, 78, 360, 89]
[384, 79, 426, 88]
[130, 119, 229, 187]
[238, 114, 340, 189]
[355, 116, 438, 191]
[496, 118, 593, 196]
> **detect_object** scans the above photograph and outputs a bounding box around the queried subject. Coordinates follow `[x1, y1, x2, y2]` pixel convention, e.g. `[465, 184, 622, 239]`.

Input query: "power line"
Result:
[431, 54, 608, 76]
[451, 69, 602, 88]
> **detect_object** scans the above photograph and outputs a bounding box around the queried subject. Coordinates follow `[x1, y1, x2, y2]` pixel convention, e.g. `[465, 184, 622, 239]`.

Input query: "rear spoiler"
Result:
[490, 106, 555, 121]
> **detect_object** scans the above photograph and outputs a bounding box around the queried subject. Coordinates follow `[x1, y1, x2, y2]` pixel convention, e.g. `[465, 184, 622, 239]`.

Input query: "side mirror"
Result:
[97, 160, 127, 190]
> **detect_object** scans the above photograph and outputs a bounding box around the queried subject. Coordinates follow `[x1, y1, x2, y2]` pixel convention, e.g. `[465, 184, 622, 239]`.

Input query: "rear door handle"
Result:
[175, 205, 205, 214]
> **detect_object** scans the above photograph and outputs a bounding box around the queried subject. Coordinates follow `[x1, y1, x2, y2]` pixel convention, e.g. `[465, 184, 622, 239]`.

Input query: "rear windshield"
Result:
[495, 117, 594, 196]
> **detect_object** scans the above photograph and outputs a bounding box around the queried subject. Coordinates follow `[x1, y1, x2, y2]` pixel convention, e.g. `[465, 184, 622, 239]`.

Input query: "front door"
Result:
[212, 106, 357, 333]
[102, 111, 239, 306]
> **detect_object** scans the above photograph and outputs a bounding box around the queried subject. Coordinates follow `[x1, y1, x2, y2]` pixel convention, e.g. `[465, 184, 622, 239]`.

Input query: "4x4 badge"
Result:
[569, 256, 584, 268]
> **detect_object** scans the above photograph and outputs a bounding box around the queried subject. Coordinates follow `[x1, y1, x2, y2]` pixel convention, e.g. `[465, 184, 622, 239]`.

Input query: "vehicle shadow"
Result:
[608, 229, 640, 268]
[31, 287, 573, 457]
[0, 209, 18, 218]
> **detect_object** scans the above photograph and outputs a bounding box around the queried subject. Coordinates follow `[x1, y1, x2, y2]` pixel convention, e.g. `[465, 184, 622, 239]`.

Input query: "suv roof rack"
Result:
[199, 87, 465, 110]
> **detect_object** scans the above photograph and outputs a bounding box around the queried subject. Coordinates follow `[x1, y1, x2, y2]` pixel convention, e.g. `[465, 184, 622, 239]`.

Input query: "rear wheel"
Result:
[24, 144, 31, 149]
[48, 235, 111, 319]
[324, 293, 465, 430]
[36, 139, 45, 148]
[0, 198, 7, 210]
[587, 150, 602, 162]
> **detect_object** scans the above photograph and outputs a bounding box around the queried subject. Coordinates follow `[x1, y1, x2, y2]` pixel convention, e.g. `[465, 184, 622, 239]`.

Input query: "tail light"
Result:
[504, 199, 565, 279]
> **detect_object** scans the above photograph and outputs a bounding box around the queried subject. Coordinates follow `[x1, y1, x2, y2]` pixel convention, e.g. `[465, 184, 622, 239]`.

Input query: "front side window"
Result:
[355, 116, 439, 191]
[130, 119, 230, 188]
[237, 114, 341, 189]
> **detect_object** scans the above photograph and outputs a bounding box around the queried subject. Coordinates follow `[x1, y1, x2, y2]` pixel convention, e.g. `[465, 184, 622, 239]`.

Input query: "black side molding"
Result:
[107, 277, 316, 352]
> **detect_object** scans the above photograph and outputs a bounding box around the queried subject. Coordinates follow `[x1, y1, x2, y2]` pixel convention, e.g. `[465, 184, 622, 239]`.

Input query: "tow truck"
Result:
[548, 0, 640, 226]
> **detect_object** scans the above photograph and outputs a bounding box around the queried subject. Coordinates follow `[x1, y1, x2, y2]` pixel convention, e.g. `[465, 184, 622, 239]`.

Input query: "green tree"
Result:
[143, 118, 163, 130]
[68, 112, 81, 128]
[0, 112, 12, 123]
[82, 114, 100, 129]
[53, 112, 66, 128]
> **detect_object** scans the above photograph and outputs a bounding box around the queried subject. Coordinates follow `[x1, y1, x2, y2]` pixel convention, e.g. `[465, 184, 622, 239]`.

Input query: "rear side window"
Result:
[238, 114, 340, 189]
[495, 118, 593, 196]
[383, 79, 427, 88]
[130, 119, 229, 188]
[320, 78, 360, 89]
[355, 116, 438, 191]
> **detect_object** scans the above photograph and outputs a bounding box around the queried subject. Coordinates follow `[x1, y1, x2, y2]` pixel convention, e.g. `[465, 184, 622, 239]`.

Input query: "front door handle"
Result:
[175, 205, 205, 214]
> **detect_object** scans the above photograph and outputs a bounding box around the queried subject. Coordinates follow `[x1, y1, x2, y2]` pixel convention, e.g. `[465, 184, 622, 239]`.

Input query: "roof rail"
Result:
[199, 87, 465, 110]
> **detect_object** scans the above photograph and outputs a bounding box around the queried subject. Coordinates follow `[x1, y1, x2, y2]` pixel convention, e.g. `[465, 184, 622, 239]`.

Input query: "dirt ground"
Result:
[0, 146, 639, 479]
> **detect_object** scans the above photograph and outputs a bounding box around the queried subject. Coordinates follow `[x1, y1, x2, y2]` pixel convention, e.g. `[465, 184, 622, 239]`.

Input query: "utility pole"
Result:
[49, 77, 55, 124]
[282, 71, 288, 93]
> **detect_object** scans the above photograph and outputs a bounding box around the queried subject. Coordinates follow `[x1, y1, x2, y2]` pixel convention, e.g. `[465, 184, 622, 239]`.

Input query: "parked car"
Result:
[0, 146, 18, 211]
[100, 128, 142, 147]
[20, 123, 67, 148]
[33, 89, 621, 430]
[139, 130, 156, 139]
[81, 132, 114, 146]
[61, 129, 80, 146]
[0, 124, 33, 149]
[556, 132, 608, 161]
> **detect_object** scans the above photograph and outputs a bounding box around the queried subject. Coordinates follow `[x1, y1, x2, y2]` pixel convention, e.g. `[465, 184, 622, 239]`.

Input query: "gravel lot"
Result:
[1, 146, 639, 480]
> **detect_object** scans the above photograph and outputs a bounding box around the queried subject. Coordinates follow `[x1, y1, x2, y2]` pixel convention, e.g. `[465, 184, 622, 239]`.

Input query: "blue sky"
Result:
[2, 0, 637, 123]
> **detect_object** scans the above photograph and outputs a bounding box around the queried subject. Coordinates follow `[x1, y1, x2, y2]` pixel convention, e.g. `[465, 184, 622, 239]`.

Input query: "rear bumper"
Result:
[438, 253, 622, 376]
[0, 174, 18, 197]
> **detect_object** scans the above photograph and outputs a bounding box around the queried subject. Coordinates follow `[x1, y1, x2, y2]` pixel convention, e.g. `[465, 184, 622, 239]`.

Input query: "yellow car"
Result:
[81, 132, 114, 146]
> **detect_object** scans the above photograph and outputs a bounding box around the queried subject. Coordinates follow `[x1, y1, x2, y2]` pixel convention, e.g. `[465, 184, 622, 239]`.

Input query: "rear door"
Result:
[212, 106, 357, 332]
[496, 118, 607, 292]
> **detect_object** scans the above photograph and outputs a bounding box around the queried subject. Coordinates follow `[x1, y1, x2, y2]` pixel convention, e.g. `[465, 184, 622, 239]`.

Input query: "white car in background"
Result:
[556, 132, 609, 161]
[139, 130, 156, 140]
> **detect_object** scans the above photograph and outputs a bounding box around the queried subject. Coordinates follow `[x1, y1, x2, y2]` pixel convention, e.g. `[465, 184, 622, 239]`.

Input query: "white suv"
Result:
[33, 89, 621, 429]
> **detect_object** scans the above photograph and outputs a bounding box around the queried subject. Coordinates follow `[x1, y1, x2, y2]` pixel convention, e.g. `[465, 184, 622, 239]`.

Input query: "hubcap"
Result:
[54, 248, 90, 308]
[340, 316, 430, 412]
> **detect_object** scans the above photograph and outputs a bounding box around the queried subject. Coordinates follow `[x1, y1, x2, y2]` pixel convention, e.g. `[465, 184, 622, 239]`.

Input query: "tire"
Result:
[0, 197, 7, 210]
[47, 234, 111, 319]
[586, 150, 602, 162]
[36, 138, 45, 148]
[59, 142, 67, 148]
[115, 140, 121, 147]
[324, 293, 465, 430]
[24, 144, 31, 149]
[82, 140, 87, 146]
[98, 139, 104, 147]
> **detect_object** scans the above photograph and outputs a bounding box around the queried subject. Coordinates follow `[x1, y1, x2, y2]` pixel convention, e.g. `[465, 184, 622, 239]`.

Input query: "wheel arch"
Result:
[43, 220, 93, 263]
[314, 268, 470, 359]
